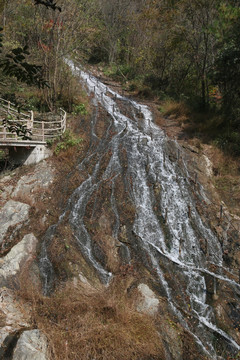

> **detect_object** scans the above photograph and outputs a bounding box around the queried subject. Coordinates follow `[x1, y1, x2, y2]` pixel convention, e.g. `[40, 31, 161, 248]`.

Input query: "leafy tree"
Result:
[0, 29, 48, 88]
[0, 1, 54, 139]
[34, 0, 61, 12]
[212, 3, 240, 125]
[2, 116, 32, 140]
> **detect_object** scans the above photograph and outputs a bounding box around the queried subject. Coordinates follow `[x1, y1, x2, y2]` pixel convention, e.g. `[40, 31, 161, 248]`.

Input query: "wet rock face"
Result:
[0, 200, 30, 244]
[62, 63, 240, 359]
[12, 330, 48, 360]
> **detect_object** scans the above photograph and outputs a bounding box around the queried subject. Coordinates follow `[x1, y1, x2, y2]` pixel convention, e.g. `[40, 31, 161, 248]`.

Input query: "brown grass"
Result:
[20, 276, 165, 360]
[210, 149, 240, 214]
[160, 100, 190, 125]
[160, 99, 224, 135]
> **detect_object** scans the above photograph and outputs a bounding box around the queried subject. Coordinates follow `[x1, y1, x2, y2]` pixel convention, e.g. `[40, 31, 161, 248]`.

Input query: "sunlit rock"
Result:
[12, 160, 54, 203]
[137, 283, 159, 316]
[0, 288, 30, 347]
[0, 200, 30, 244]
[0, 233, 38, 285]
[13, 330, 48, 360]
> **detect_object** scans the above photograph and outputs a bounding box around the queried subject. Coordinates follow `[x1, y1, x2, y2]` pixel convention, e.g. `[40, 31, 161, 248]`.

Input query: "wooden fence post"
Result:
[29, 111, 34, 129]
[42, 122, 45, 142]
[219, 205, 223, 222]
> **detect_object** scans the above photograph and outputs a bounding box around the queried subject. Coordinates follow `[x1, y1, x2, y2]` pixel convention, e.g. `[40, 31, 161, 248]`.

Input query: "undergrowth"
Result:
[19, 276, 165, 360]
[49, 130, 83, 155]
[159, 99, 240, 155]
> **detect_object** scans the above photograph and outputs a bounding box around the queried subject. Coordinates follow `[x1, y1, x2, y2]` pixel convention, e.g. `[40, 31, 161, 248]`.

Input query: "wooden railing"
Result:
[0, 97, 66, 144]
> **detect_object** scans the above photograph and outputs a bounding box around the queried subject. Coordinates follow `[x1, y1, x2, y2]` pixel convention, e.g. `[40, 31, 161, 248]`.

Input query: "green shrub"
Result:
[0, 150, 6, 160]
[54, 130, 83, 155]
[213, 131, 240, 155]
[72, 103, 87, 115]
[103, 64, 136, 81]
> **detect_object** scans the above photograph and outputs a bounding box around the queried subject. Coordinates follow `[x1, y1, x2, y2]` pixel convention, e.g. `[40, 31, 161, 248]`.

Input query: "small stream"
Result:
[40, 60, 240, 359]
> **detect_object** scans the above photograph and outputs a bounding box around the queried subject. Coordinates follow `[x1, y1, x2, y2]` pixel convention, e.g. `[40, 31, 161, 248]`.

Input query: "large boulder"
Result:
[0, 233, 38, 286]
[137, 283, 159, 316]
[12, 160, 54, 202]
[0, 200, 30, 244]
[13, 330, 48, 360]
[0, 234, 38, 347]
[0, 288, 31, 347]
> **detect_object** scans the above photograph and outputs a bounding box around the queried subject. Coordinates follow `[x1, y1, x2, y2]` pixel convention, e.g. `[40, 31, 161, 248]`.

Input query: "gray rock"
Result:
[0, 233, 38, 284]
[13, 330, 48, 360]
[0, 288, 31, 346]
[12, 161, 54, 202]
[0, 200, 30, 244]
[137, 283, 159, 316]
[0, 185, 13, 202]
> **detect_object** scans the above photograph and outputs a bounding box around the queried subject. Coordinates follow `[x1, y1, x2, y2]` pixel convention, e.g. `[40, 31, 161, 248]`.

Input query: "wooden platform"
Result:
[0, 140, 46, 147]
[0, 97, 66, 147]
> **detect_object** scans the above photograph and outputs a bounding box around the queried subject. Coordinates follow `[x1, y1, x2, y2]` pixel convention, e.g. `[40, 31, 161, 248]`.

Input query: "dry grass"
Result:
[209, 148, 240, 214]
[159, 100, 224, 135]
[160, 100, 190, 125]
[20, 277, 165, 360]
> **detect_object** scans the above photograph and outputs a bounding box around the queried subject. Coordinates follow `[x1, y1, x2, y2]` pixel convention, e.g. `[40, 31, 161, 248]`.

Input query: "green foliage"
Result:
[54, 130, 83, 155]
[212, 33, 240, 124]
[2, 0, 240, 156]
[33, 0, 61, 12]
[0, 28, 48, 89]
[214, 131, 240, 155]
[103, 64, 136, 81]
[0, 149, 5, 160]
[2, 115, 32, 140]
[72, 103, 87, 115]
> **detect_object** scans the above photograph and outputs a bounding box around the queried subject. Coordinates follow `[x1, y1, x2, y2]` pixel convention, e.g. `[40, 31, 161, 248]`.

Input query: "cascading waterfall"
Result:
[40, 60, 240, 359]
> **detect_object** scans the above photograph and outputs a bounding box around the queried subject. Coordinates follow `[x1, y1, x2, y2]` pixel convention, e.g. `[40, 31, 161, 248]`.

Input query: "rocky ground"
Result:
[0, 160, 54, 359]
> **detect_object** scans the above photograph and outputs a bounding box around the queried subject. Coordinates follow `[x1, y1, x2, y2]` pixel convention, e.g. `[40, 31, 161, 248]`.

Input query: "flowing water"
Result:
[40, 60, 240, 359]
